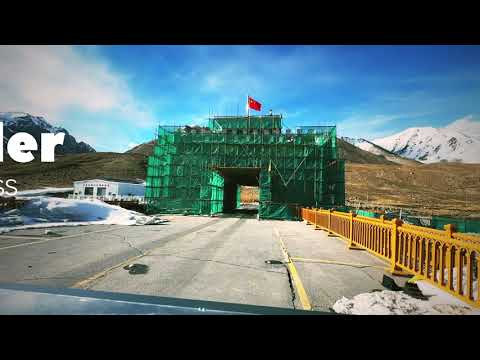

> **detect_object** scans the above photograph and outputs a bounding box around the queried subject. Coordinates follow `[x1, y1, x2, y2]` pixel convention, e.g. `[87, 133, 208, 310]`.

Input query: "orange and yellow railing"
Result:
[301, 208, 480, 307]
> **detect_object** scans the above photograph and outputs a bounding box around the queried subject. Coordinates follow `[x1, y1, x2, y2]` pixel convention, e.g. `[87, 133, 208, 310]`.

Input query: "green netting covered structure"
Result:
[355, 209, 381, 218]
[145, 114, 345, 220]
[430, 216, 480, 234]
[236, 185, 241, 209]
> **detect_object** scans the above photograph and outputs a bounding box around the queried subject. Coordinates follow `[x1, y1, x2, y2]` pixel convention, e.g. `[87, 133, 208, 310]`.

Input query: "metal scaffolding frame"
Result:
[145, 115, 345, 220]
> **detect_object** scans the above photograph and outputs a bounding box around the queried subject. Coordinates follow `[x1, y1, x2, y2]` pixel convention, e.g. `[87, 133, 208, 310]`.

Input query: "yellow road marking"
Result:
[290, 257, 387, 270]
[72, 253, 145, 289]
[73, 220, 223, 289]
[0, 227, 122, 251]
[274, 228, 312, 311]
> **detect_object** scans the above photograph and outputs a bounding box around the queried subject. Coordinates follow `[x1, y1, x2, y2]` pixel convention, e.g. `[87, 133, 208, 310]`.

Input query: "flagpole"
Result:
[247, 94, 250, 129]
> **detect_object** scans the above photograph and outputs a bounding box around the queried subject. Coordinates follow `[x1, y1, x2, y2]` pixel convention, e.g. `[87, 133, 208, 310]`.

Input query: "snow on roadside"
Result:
[434, 268, 478, 301]
[0, 197, 166, 234]
[333, 286, 480, 315]
[12, 187, 74, 198]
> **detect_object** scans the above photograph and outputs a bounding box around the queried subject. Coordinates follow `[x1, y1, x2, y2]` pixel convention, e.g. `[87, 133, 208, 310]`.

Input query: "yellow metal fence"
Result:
[301, 208, 480, 307]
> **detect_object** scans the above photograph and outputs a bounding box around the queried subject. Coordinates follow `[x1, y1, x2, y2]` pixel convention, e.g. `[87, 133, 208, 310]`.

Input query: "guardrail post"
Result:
[349, 211, 353, 241]
[306, 208, 313, 225]
[389, 218, 410, 276]
[348, 211, 356, 249]
[443, 223, 456, 290]
[327, 209, 333, 236]
[348, 211, 362, 250]
[314, 208, 321, 230]
[444, 224, 454, 238]
[328, 209, 331, 229]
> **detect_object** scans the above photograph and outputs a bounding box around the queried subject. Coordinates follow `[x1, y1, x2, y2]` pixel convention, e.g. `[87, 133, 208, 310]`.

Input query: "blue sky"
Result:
[1, 45, 479, 152]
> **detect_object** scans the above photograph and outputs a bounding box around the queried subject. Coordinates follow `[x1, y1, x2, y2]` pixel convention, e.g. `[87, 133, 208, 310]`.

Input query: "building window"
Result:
[84, 187, 94, 196]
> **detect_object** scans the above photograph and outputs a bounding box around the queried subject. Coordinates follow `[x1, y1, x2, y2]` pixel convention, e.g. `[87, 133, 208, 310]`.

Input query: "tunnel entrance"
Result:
[238, 186, 260, 207]
[145, 117, 345, 220]
[214, 167, 260, 215]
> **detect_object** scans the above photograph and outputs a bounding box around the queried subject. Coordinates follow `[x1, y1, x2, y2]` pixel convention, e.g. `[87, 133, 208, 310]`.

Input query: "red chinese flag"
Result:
[248, 96, 262, 111]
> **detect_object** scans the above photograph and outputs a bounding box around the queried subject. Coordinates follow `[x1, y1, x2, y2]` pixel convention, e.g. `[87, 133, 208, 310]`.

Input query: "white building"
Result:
[73, 178, 145, 200]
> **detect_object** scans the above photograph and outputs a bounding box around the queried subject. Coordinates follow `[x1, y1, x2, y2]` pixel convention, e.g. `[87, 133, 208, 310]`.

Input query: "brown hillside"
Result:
[127, 138, 397, 165]
[126, 140, 156, 156]
[3, 141, 479, 219]
[337, 138, 394, 164]
[355, 139, 421, 166]
[346, 163, 480, 217]
[1, 152, 147, 190]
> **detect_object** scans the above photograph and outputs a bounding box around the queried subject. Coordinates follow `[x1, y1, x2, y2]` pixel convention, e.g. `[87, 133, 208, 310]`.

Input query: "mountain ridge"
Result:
[341, 137, 420, 165]
[371, 116, 480, 164]
[126, 137, 397, 165]
[1, 112, 96, 157]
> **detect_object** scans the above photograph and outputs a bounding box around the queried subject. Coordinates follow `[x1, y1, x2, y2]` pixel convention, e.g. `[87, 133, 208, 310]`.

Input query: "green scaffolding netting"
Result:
[209, 116, 282, 131]
[347, 207, 480, 234]
[355, 209, 381, 218]
[236, 185, 241, 209]
[145, 116, 345, 220]
[430, 216, 480, 234]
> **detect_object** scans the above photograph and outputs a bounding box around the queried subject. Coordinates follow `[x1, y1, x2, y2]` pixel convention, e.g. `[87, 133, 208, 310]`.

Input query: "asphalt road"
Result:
[0, 214, 295, 309]
[0, 213, 406, 311]
[0, 217, 221, 288]
[86, 215, 294, 308]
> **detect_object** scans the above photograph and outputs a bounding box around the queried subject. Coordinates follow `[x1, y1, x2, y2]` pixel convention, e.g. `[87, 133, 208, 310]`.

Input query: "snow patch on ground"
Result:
[0, 197, 166, 233]
[333, 282, 480, 315]
[434, 268, 479, 301]
[13, 187, 74, 198]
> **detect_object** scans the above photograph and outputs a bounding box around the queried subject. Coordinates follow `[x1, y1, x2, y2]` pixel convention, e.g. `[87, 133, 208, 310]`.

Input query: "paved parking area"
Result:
[86, 216, 293, 308]
[0, 214, 409, 312]
[273, 221, 409, 311]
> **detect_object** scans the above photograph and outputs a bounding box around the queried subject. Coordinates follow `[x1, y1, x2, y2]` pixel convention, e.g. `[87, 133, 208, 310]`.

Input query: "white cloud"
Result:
[201, 64, 263, 95]
[337, 113, 410, 140]
[197, 46, 340, 100]
[0, 45, 155, 127]
[451, 114, 479, 123]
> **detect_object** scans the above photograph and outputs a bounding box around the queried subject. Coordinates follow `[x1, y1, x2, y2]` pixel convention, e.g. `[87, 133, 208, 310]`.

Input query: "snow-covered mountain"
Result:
[371, 116, 480, 164]
[341, 137, 419, 165]
[1, 112, 95, 155]
[342, 137, 387, 154]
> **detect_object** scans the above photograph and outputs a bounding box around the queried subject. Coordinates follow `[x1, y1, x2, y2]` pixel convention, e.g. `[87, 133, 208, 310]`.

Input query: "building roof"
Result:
[74, 178, 145, 185]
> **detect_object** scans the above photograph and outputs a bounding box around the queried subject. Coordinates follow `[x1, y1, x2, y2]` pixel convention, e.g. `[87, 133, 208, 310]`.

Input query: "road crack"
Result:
[147, 253, 285, 275]
[121, 236, 145, 256]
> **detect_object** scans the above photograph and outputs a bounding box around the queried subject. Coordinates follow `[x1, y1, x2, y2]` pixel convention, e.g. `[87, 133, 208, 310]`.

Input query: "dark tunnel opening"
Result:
[214, 167, 260, 215]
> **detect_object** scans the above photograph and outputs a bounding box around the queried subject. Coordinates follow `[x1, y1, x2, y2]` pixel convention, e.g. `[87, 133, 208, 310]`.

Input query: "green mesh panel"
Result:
[431, 216, 480, 234]
[145, 116, 344, 220]
[236, 185, 241, 209]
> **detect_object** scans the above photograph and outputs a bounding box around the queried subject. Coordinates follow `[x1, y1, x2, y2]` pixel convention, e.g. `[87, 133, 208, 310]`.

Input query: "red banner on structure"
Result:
[247, 96, 262, 111]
